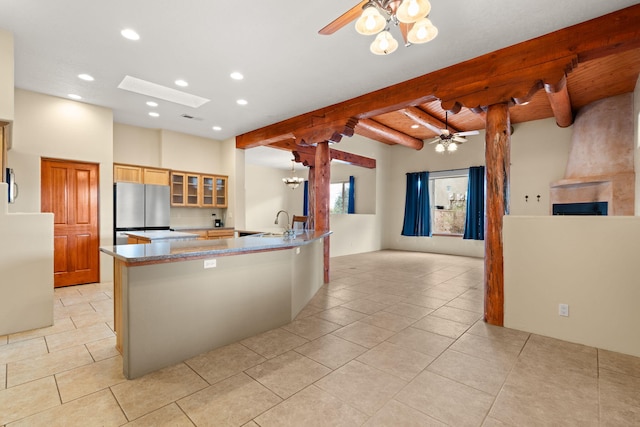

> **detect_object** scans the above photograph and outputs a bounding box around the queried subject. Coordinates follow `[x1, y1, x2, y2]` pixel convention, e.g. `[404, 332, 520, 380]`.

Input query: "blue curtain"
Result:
[401, 171, 431, 236]
[303, 180, 309, 216]
[347, 176, 355, 214]
[463, 166, 485, 240]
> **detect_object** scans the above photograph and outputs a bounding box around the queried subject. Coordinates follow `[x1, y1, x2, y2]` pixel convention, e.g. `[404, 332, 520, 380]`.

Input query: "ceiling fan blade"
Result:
[454, 130, 480, 137]
[452, 136, 467, 143]
[318, 0, 369, 35]
[428, 138, 441, 144]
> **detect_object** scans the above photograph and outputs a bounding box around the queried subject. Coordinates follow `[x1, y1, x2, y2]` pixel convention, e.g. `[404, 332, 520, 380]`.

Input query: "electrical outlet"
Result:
[559, 303, 569, 317]
[204, 259, 217, 269]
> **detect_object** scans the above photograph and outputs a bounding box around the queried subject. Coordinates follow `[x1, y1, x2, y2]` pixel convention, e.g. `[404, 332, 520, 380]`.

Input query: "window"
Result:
[429, 170, 468, 235]
[330, 181, 350, 214]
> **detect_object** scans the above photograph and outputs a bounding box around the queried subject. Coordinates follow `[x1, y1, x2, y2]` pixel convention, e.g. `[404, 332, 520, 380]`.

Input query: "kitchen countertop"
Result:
[101, 230, 331, 265]
[171, 226, 234, 231]
[124, 230, 199, 241]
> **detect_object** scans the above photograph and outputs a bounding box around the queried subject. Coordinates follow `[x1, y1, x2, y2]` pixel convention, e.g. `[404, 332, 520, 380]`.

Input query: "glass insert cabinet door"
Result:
[215, 177, 227, 208]
[201, 175, 214, 207]
[171, 173, 185, 206]
[186, 174, 200, 206]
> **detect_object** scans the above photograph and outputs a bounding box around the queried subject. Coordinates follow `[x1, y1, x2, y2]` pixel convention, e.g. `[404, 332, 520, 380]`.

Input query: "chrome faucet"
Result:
[274, 210, 294, 237]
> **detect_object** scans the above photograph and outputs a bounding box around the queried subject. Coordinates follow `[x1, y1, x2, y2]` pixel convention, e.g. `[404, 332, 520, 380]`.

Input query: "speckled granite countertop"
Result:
[124, 230, 199, 240]
[171, 226, 234, 231]
[100, 230, 331, 265]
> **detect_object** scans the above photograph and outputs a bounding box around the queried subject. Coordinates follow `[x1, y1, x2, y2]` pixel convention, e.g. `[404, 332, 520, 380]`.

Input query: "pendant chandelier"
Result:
[355, 0, 438, 55]
[282, 160, 304, 189]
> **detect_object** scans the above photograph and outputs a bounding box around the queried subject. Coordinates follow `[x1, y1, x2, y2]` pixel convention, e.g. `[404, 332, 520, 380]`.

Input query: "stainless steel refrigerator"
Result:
[114, 182, 171, 245]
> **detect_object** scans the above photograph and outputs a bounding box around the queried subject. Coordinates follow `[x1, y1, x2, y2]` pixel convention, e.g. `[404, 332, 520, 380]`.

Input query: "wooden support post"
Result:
[484, 103, 510, 326]
[314, 141, 331, 283]
[307, 167, 315, 231]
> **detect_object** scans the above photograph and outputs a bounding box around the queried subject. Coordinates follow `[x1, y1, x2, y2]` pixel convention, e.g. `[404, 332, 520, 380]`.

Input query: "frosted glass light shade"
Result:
[407, 17, 438, 44]
[447, 142, 458, 152]
[396, 0, 431, 24]
[370, 30, 398, 55]
[355, 6, 386, 35]
[435, 143, 445, 153]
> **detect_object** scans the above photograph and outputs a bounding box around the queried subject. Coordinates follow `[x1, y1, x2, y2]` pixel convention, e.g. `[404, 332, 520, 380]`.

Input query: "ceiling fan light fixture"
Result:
[447, 142, 458, 152]
[396, 0, 431, 24]
[407, 17, 438, 44]
[370, 30, 398, 55]
[355, 5, 386, 35]
[435, 142, 445, 153]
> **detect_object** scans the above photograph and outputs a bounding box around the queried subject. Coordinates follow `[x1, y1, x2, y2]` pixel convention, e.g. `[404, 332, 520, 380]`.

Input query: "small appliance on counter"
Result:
[212, 213, 223, 228]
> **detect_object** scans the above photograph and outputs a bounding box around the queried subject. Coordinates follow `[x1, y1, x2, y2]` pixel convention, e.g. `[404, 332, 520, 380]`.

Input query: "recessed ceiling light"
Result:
[146, 101, 158, 107]
[148, 112, 159, 117]
[78, 74, 94, 81]
[68, 94, 82, 100]
[118, 76, 210, 108]
[236, 99, 248, 106]
[121, 29, 140, 41]
[175, 79, 188, 87]
[212, 126, 222, 131]
[411, 124, 419, 129]
[230, 72, 244, 80]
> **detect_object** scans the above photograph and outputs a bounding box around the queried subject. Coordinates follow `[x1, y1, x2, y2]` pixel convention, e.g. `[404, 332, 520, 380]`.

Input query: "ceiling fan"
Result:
[428, 112, 479, 153]
[319, 0, 438, 55]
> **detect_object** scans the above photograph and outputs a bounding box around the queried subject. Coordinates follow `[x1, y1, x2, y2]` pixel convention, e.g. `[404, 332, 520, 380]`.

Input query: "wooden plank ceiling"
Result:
[237, 5, 640, 151]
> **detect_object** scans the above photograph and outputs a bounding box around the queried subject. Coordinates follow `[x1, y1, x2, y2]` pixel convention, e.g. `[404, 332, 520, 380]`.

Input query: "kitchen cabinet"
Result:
[114, 164, 170, 185]
[171, 171, 200, 207]
[215, 176, 228, 208]
[181, 228, 234, 240]
[201, 175, 215, 208]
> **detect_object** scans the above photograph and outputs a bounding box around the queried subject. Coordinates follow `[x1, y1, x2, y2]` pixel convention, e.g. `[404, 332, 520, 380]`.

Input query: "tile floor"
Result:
[1, 250, 639, 426]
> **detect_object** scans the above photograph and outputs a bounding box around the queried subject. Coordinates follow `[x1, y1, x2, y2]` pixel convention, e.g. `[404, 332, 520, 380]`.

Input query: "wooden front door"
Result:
[41, 158, 99, 287]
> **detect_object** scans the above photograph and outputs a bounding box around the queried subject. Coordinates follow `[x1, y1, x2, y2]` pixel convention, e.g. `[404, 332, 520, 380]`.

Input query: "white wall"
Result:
[0, 29, 13, 122]
[634, 76, 640, 215]
[8, 89, 114, 281]
[504, 216, 640, 358]
[113, 123, 160, 166]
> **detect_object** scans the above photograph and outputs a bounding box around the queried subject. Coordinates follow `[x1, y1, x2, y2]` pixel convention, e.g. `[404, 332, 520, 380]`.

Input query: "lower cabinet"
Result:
[187, 229, 234, 240]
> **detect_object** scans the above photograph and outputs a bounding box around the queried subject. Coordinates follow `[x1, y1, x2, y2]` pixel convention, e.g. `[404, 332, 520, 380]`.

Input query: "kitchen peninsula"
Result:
[100, 230, 329, 379]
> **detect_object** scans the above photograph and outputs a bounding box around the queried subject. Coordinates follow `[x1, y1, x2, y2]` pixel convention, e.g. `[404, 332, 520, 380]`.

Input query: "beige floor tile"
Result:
[55, 302, 98, 319]
[0, 376, 60, 425]
[340, 298, 390, 315]
[10, 388, 127, 427]
[45, 322, 114, 353]
[70, 311, 113, 329]
[295, 334, 368, 369]
[255, 384, 367, 427]
[365, 292, 406, 305]
[450, 332, 523, 370]
[112, 363, 208, 421]
[178, 372, 281, 426]
[430, 306, 482, 325]
[242, 421, 260, 427]
[396, 370, 494, 426]
[240, 328, 308, 359]
[85, 336, 120, 361]
[360, 311, 416, 332]
[401, 294, 449, 309]
[466, 321, 530, 346]
[332, 321, 395, 348]
[186, 342, 265, 385]
[245, 350, 331, 399]
[7, 317, 75, 344]
[412, 315, 471, 339]
[316, 360, 406, 416]
[294, 304, 325, 320]
[365, 399, 447, 426]
[7, 345, 94, 387]
[0, 363, 5, 390]
[0, 337, 47, 364]
[327, 289, 369, 302]
[125, 403, 195, 427]
[314, 306, 367, 326]
[446, 296, 484, 313]
[489, 360, 598, 426]
[386, 327, 454, 357]
[90, 299, 114, 314]
[427, 349, 509, 395]
[599, 368, 640, 426]
[599, 348, 640, 378]
[60, 292, 109, 307]
[307, 293, 345, 309]
[519, 334, 597, 377]
[482, 416, 512, 426]
[55, 355, 125, 403]
[53, 286, 83, 298]
[357, 341, 434, 381]
[383, 302, 433, 319]
[282, 317, 341, 340]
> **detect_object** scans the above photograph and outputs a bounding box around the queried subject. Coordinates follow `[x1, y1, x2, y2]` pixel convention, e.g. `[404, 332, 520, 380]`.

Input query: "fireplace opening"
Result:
[552, 202, 608, 216]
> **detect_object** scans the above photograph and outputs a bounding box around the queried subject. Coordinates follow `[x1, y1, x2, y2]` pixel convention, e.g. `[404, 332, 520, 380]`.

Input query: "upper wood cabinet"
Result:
[172, 172, 228, 208]
[114, 164, 170, 186]
[215, 176, 228, 208]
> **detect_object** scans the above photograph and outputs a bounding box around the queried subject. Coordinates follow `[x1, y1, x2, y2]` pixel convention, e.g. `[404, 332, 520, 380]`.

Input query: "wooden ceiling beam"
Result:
[289, 144, 376, 169]
[544, 75, 574, 127]
[356, 119, 424, 150]
[236, 5, 640, 148]
[401, 107, 459, 134]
